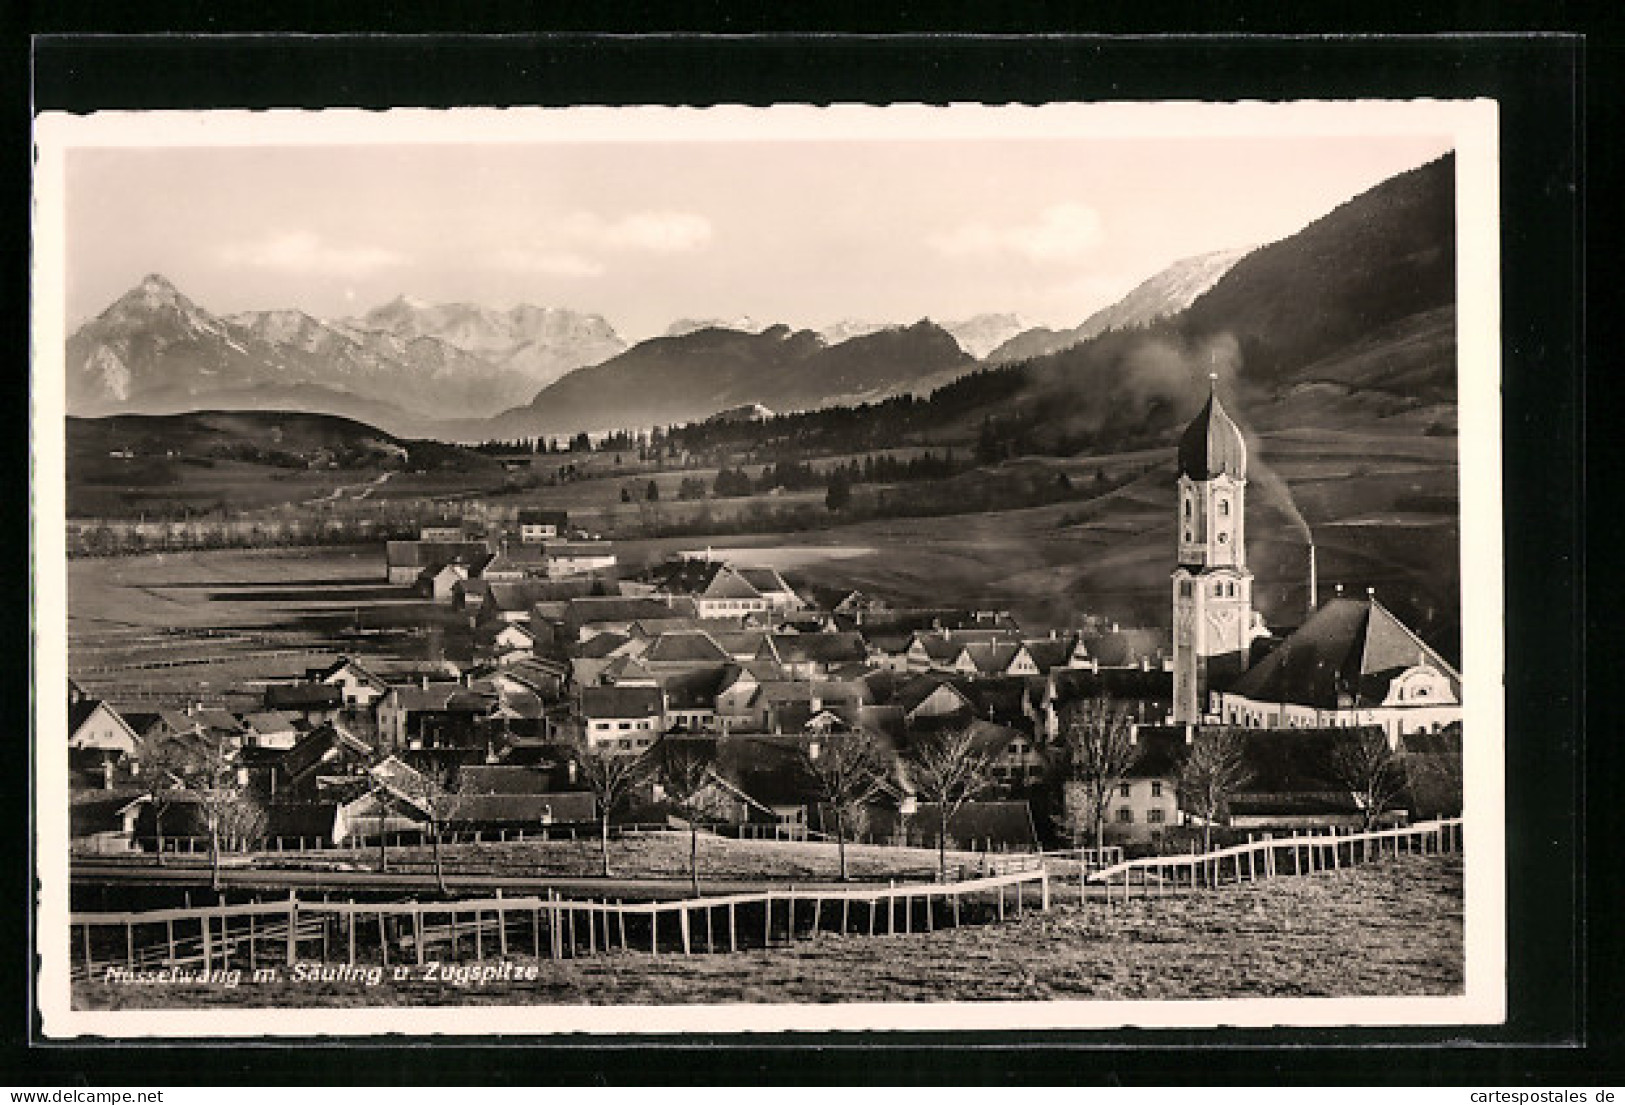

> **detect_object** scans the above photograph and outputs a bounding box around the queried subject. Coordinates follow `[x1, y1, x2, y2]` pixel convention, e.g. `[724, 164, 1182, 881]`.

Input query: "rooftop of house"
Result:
[1227, 597, 1461, 709]
[579, 684, 664, 719]
[643, 631, 733, 665]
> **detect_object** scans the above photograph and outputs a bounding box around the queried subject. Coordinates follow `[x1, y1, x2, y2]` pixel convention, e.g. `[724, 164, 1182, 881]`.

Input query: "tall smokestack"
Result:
[1308, 542, 1318, 617]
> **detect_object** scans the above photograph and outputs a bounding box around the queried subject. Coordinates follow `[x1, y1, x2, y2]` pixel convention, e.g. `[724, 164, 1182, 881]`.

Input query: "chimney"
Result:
[1308, 542, 1318, 618]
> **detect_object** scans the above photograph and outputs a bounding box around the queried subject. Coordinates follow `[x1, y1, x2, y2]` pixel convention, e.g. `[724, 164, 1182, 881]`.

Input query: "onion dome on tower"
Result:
[1177, 374, 1248, 481]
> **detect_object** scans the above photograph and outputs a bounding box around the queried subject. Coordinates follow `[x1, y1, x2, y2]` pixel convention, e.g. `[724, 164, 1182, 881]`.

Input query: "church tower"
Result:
[1172, 374, 1256, 724]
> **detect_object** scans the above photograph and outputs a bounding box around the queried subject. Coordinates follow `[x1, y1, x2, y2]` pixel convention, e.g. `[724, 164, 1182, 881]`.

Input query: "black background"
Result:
[7, 23, 1604, 1088]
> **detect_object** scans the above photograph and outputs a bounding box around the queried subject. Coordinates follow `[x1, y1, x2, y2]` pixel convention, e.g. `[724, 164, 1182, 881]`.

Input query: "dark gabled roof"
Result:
[1228, 597, 1461, 710]
[644, 631, 732, 664]
[911, 633, 963, 662]
[960, 677, 1033, 725]
[386, 684, 494, 714]
[1078, 627, 1171, 667]
[579, 684, 663, 719]
[484, 544, 552, 570]
[762, 632, 867, 665]
[457, 765, 559, 796]
[265, 683, 344, 710]
[444, 791, 597, 826]
[576, 632, 634, 659]
[282, 723, 373, 781]
[1022, 638, 1075, 672]
[1125, 726, 1190, 778]
[709, 734, 827, 808]
[69, 697, 135, 740]
[485, 580, 563, 612]
[385, 540, 491, 569]
[895, 674, 976, 717]
[960, 641, 1023, 674]
[517, 508, 570, 526]
[659, 665, 732, 710]
[637, 557, 728, 595]
[241, 710, 301, 735]
[735, 566, 795, 595]
[499, 656, 570, 684]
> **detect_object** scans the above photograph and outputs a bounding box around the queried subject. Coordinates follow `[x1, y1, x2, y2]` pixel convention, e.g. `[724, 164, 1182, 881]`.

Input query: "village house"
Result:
[562, 596, 701, 641]
[623, 557, 794, 619]
[756, 632, 868, 678]
[384, 539, 491, 584]
[374, 682, 496, 757]
[67, 682, 140, 789]
[1064, 726, 1189, 844]
[418, 553, 493, 603]
[1070, 625, 1176, 672]
[306, 657, 390, 709]
[480, 542, 552, 582]
[239, 709, 303, 750]
[1213, 594, 1463, 738]
[541, 539, 618, 578]
[579, 684, 665, 753]
[517, 508, 569, 543]
[274, 722, 374, 802]
[639, 630, 734, 676]
[264, 682, 345, 725]
[419, 518, 473, 542]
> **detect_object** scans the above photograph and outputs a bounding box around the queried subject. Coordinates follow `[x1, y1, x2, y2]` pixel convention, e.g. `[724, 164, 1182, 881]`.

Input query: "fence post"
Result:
[415, 905, 425, 967]
[679, 906, 691, 956]
[497, 890, 509, 958]
[1041, 870, 1051, 912]
[618, 901, 628, 953]
[166, 919, 176, 966]
[728, 901, 738, 953]
[379, 911, 389, 967]
[347, 900, 356, 966]
[811, 896, 822, 941]
[286, 891, 298, 966]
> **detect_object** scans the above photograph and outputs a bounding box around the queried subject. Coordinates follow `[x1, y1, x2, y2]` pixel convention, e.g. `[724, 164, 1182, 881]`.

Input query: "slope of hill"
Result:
[987, 248, 1251, 364]
[493, 320, 973, 434]
[65, 279, 628, 430]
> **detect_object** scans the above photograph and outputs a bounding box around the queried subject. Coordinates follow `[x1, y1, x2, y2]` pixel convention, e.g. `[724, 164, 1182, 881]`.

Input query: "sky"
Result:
[64, 131, 1455, 342]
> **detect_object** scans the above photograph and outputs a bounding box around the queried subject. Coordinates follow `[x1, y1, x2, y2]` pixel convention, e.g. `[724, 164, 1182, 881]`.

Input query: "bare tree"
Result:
[1058, 696, 1138, 851]
[906, 725, 996, 883]
[1177, 727, 1253, 854]
[144, 724, 258, 890]
[1330, 728, 1409, 830]
[573, 737, 648, 878]
[652, 739, 718, 897]
[372, 760, 456, 893]
[133, 734, 193, 866]
[799, 730, 885, 881]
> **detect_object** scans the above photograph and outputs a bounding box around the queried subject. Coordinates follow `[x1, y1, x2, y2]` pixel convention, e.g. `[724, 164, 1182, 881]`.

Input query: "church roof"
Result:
[1177, 379, 1248, 481]
[1227, 596, 1460, 709]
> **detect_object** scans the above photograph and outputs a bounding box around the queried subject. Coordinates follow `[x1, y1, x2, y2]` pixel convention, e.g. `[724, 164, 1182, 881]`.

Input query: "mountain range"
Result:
[62, 149, 1447, 444]
[485, 319, 975, 436]
[985, 248, 1251, 364]
[65, 282, 626, 432]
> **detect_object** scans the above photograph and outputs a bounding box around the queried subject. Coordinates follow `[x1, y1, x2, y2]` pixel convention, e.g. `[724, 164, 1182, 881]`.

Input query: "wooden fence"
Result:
[1082, 817, 1463, 904]
[69, 867, 1053, 983]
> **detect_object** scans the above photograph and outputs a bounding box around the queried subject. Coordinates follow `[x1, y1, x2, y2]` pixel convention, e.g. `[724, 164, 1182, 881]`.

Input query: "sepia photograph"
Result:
[31, 100, 1505, 1036]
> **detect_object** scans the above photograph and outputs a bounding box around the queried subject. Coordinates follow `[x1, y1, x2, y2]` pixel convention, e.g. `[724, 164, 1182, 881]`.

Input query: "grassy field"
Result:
[72, 853, 1462, 1008]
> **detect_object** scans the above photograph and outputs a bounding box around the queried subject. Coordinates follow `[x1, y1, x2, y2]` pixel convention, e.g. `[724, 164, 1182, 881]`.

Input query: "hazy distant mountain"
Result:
[347, 296, 626, 392]
[65, 279, 628, 431]
[491, 319, 973, 434]
[665, 317, 768, 338]
[987, 248, 1251, 364]
[816, 320, 894, 346]
[940, 313, 1031, 359]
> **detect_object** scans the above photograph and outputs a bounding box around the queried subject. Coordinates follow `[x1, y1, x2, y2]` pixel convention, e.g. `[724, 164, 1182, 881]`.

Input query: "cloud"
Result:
[217, 231, 404, 275]
[930, 203, 1104, 262]
[494, 249, 605, 277]
[556, 209, 714, 253]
